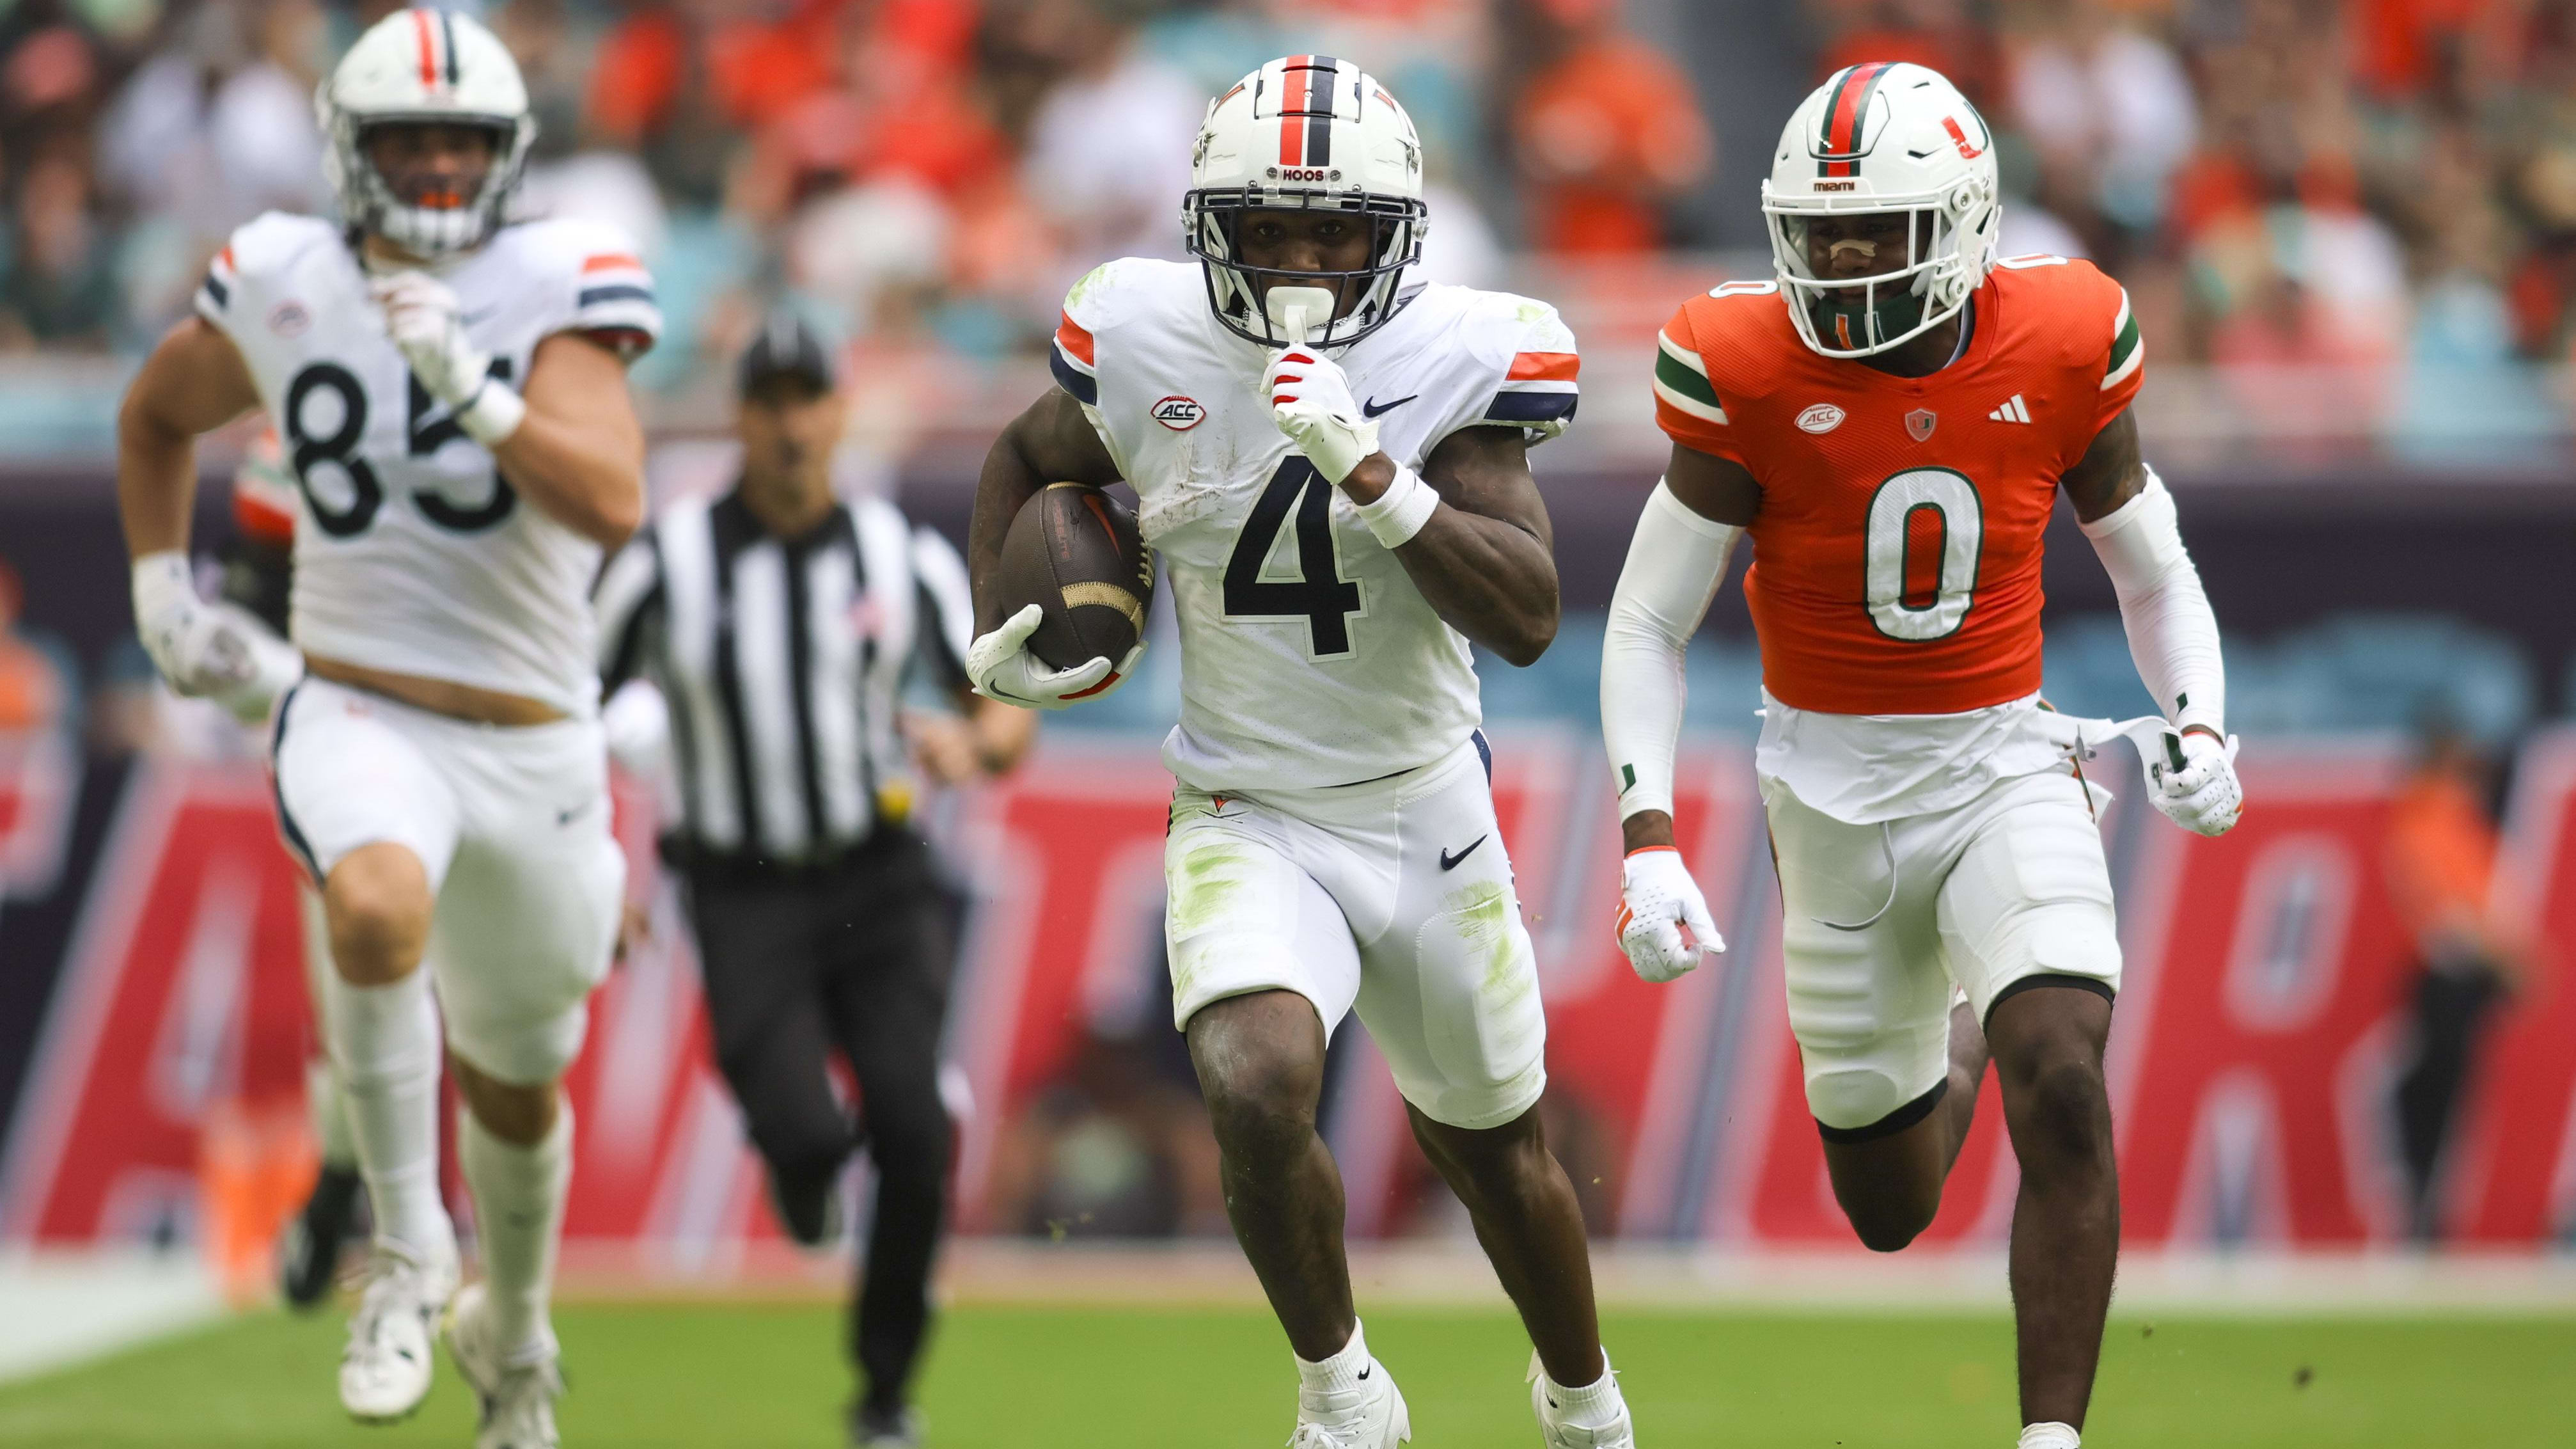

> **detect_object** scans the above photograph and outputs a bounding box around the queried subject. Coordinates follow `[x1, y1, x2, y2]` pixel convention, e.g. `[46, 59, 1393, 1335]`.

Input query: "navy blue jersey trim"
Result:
[577, 284, 656, 308]
[1049, 345, 1099, 405]
[1484, 390, 1579, 424]
[201, 271, 230, 308]
[268, 683, 323, 880]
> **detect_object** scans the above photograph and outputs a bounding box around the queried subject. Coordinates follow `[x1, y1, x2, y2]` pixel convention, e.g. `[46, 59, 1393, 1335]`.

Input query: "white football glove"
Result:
[131, 552, 302, 718]
[1264, 346, 1380, 485]
[2146, 728, 2243, 837]
[966, 603, 1143, 710]
[370, 269, 523, 445]
[1615, 846, 1724, 984]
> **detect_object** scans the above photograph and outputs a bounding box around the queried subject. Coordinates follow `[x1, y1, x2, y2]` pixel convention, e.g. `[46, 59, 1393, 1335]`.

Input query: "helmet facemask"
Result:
[1184, 184, 1426, 349]
[330, 113, 532, 258]
[1766, 177, 1997, 358]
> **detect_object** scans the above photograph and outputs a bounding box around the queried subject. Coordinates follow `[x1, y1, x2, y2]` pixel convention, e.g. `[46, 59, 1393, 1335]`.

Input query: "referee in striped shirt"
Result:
[593, 315, 1031, 1448]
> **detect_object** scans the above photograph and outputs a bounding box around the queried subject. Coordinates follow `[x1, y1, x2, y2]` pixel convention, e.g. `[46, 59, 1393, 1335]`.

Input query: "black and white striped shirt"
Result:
[594, 489, 975, 864]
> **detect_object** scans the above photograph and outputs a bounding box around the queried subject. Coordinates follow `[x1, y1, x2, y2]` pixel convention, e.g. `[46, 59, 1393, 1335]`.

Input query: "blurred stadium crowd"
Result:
[1, 0, 2573, 748]
[2, 0, 2575, 399]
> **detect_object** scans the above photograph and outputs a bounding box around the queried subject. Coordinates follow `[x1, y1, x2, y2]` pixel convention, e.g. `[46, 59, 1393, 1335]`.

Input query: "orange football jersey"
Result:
[1654, 257, 2143, 715]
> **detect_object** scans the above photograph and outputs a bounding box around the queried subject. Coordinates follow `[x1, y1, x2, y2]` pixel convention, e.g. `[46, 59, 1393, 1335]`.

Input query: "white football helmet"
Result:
[1182, 55, 1428, 348]
[1762, 61, 2000, 358]
[316, 7, 535, 258]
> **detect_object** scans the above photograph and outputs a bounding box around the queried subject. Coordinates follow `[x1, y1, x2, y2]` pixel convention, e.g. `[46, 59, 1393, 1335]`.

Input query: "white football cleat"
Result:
[446, 1281, 564, 1449]
[1530, 1350, 1637, 1448]
[1289, 1354, 1411, 1448]
[338, 1240, 459, 1423]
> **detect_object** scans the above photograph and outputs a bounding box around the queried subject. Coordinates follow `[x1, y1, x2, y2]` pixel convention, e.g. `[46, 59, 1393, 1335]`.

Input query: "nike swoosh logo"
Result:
[1362, 394, 1418, 418]
[1439, 835, 1488, 871]
[460, 306, 501, 325]
[1906, 147, 1940, 159]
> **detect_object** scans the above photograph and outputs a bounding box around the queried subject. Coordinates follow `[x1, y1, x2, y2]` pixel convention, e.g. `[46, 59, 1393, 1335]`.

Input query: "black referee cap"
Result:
[738, 311, 836, 397]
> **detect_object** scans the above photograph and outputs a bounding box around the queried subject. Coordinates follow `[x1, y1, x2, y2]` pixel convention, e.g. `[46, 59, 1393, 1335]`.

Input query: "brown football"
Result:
[995, 482, 1154, 672]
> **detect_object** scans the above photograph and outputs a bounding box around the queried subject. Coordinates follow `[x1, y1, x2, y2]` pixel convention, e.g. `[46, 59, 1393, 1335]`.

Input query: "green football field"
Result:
[1, 1302, 2568, 1447]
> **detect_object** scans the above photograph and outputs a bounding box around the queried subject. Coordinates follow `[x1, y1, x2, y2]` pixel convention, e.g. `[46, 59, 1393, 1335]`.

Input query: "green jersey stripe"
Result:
[1654, 347, 1722, 410]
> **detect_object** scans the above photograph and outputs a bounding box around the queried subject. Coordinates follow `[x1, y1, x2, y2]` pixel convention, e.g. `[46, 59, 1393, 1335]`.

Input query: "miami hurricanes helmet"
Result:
[1763, 61, 2000, 358]
[317, 8, 535, 257]
[1182, 56, 1429, 348]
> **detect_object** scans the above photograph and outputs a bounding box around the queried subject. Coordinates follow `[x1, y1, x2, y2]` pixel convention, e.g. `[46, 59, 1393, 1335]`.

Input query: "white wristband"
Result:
[1354, 464, 1440, 548]
[131, 550, 195, 622]
[455, 380, 526, 448]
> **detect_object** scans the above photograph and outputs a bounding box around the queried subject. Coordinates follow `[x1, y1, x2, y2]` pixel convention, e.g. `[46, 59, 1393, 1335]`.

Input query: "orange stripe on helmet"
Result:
[1279, 59, 1310, 166]
[413, 8, 438, 88]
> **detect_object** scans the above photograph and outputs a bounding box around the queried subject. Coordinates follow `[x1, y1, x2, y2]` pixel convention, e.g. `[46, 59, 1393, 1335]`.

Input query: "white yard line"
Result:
[0, 1250, 226, 1386]
[553, 1237, 2576, 1317]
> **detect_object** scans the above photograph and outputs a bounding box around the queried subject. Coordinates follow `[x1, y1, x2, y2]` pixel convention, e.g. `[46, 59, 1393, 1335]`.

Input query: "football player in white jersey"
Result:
[113, 11, 656, 1446]
[966, 58, 1634, 1449]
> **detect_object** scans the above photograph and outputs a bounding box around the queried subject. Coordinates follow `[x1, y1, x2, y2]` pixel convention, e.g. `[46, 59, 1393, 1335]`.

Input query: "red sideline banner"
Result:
[3, 730, 2572, 1251]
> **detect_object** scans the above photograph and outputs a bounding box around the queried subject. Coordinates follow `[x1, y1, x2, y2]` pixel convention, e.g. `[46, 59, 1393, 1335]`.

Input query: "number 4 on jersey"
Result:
[1223, 457, 1362, 657]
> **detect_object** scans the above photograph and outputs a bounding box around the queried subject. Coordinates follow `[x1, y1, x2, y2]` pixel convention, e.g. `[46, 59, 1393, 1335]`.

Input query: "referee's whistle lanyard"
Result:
[1808, 711, 2174, 935]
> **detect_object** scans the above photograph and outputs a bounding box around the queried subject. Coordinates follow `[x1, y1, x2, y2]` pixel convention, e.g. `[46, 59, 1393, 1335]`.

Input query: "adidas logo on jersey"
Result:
[1989, 394, 2033, 424]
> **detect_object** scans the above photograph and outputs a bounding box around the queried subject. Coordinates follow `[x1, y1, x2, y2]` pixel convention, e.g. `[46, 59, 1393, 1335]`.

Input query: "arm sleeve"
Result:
[1601, 480, 1743, 820]
[1651, 299, 1743, 464]
[592, 529, 663, 692]
[909, 526, 977, 695]
[1479, 302, 1580, 441]
[2080, 467, 2224, 735]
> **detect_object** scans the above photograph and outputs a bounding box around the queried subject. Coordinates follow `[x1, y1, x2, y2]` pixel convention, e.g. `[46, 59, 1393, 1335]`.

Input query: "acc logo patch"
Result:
[1151, 396, 1205, 431]
[1795, 403, 1845, 434]
[269, 301, 310, 337]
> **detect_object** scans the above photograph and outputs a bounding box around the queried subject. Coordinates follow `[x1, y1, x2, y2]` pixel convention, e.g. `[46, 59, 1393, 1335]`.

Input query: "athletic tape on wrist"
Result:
[455, 381, 526, 448]
[1355, 464, 1438, 548]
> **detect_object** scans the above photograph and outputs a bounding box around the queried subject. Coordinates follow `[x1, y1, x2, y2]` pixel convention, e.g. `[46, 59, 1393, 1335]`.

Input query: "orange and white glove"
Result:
[1615, 846, 1724, 984]
[1263, 344, 1379, 486]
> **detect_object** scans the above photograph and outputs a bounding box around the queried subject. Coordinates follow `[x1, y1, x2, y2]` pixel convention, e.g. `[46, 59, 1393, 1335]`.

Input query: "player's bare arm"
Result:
[966, 387, 1122, 632]
[117, 317, 262, 555]
[116, 316, 306, 713]
[2059, 406, 2146, 524]
[479, 331, 645, 548]
[1341, 425, 1559, 667]
[1615, 439, 1758, 857]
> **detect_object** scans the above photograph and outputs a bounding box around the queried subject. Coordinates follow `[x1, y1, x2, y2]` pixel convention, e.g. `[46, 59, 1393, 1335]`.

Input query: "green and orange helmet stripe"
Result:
[1814, 61, 1896, 177]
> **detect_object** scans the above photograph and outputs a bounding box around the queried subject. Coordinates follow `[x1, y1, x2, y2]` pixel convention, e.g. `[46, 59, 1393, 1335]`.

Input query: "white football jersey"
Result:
[196, 212, 660, 716]
[1053, 258, 1578, 791]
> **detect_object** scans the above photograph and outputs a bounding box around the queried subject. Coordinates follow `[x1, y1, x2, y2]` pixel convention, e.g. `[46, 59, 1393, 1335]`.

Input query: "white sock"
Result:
[2019, 1423, 2080, 1449]
[324, 968, 452, 1262]
[1537, 1347, 1626, 1431]
[1296, 1318, 1372, 1395]
[459, 1099, 570, 1361]
[308, 1056, 357, 1169]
